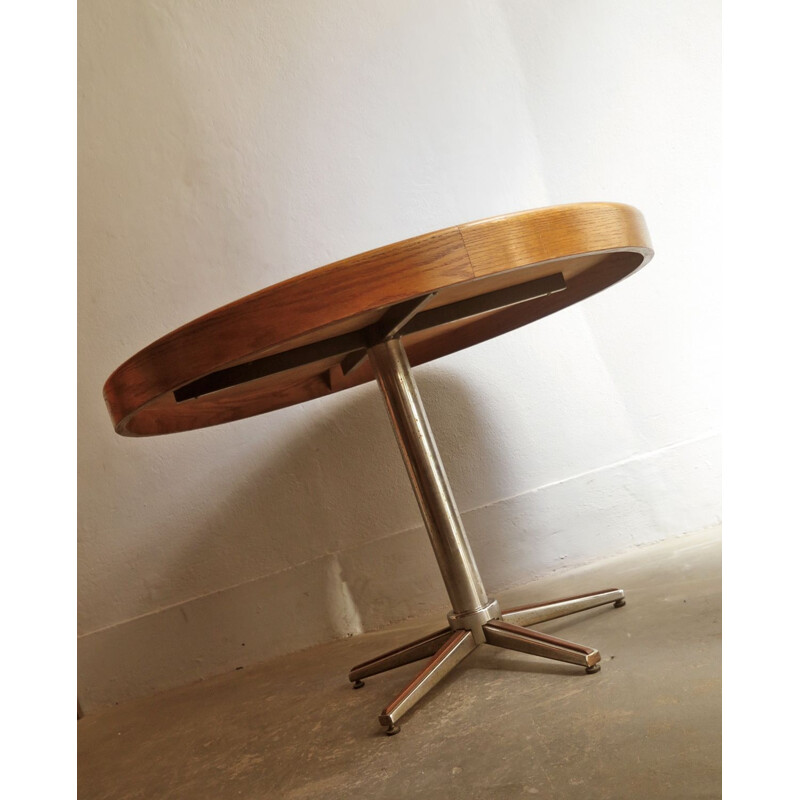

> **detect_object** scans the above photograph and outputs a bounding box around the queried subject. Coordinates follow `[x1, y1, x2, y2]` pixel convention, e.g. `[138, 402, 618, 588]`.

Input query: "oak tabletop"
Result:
[104, 202, 653, 436]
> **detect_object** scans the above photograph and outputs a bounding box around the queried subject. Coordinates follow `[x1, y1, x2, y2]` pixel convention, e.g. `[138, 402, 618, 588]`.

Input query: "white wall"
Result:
[78, 0, 720, 711]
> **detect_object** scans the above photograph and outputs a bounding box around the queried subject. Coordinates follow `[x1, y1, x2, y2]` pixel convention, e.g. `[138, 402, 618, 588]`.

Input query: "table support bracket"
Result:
[173, 272, 565, 403]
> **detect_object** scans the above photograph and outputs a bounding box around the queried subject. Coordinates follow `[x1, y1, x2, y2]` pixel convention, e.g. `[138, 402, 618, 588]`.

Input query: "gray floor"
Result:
[78, 527, 721, 800]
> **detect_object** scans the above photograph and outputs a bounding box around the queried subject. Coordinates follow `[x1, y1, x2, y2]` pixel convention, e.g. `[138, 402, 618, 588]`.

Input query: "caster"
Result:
[614, 598, 626, 608]
[352, 679, 365, 689]
[585, 664, 601, 674]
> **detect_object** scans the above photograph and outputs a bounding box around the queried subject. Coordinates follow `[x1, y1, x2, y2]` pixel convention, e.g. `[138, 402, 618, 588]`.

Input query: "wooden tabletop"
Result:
[104, 203, 653, 436]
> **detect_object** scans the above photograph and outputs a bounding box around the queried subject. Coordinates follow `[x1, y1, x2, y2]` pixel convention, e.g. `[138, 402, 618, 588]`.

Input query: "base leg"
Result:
[348, 627, 452, 685]
[501, 588, 625, 628]
[484, 620, 601, 670]
[378, 629, 476, 733]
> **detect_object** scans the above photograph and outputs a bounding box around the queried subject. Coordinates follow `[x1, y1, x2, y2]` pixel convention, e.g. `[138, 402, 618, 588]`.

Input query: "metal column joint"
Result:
[447, 598, 502, 643]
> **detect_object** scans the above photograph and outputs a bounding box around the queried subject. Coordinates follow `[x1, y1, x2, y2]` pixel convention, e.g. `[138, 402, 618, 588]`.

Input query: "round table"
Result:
[105, 202, 653, 734]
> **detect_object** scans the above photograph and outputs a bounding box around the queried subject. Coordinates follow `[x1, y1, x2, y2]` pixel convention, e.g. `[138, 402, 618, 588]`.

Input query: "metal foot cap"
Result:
[585, 664, 601, 674]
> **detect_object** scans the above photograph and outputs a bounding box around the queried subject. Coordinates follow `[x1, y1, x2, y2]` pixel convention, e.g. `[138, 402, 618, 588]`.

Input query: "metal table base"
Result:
[353, 337, 626, 735]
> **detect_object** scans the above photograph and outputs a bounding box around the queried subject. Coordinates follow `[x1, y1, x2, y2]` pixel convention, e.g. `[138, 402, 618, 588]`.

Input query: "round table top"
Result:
[104, 202, 653, 436]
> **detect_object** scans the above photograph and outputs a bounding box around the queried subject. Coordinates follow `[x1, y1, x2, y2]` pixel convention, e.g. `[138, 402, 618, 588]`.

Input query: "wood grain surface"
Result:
[104, 203, 653, 436]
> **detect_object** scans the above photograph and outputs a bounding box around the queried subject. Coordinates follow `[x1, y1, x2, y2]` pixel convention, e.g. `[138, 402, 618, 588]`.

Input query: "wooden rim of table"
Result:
[104, 202, 653, 436]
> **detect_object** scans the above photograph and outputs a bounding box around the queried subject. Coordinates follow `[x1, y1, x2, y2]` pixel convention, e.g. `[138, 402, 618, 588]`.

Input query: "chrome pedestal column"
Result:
[351, 338, 626, 735]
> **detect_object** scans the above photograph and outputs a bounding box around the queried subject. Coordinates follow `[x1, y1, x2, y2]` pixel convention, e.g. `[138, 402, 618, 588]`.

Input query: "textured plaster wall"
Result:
[78, 0, 720, 710]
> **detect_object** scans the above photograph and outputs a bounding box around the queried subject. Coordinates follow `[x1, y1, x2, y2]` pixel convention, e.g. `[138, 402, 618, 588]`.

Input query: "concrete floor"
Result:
[78, 526, 721, 800]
